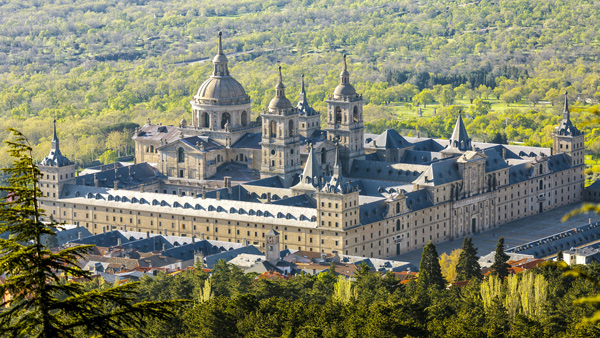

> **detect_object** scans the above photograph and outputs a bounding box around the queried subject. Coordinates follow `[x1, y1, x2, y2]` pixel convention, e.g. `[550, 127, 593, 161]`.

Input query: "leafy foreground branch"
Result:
[0, 128, 186, 338]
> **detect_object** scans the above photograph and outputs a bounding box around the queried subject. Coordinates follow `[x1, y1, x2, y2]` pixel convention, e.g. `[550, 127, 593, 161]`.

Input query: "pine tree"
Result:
[491, 237, 510, 281]
[557, 250, 564, 262]
[455, 237, 482, 281]
[0, 129, 183, 338]
[419, 241, 446, 289]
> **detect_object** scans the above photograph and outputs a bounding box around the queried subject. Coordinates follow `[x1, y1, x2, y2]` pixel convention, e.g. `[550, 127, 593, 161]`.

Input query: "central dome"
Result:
[196, 77, 250, 105]
[194, 32, 250, 106]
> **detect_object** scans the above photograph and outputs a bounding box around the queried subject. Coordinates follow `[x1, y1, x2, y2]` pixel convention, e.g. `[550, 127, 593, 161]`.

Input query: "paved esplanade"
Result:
[393, 203, 599, 265]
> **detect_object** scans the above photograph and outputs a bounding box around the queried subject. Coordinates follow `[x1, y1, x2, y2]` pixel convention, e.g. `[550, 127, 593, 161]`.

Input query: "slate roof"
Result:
[483, 148, 509, 172]
[447, 114, 471, 151]
[401, 150, 443, 164]
[366, 129, 409, 149]
[349, 160, 427, 183]
[508, 162, 532, 184]
[547, 153, 572, 173]
[404, 190, 433, 211]
[359, 198, 388, 225]
[232, 132, 262, 149]
[413, 158, 461, 186]
[172, 136, 224, 152]
[271, 194, 315, 208]
[243, 176, 285, 188]
[59, 185, 318, 227]
[74, 163, 163, 190]
[133, 124, 180, 143]
[507, 222, 600, 258]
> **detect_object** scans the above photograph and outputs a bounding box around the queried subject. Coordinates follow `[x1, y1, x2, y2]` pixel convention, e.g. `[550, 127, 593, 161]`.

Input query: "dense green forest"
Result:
[1, 0, 600, 168]
[91, 259, 600, 337]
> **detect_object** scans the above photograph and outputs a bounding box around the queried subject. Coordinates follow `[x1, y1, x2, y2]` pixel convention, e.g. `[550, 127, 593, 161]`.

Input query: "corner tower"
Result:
[39, 120, 75, 200]
[260, 66, 302, 187]
[553, 93, 585, 166]
[316, 147, 360, 232]
[325, 55, 365, 170]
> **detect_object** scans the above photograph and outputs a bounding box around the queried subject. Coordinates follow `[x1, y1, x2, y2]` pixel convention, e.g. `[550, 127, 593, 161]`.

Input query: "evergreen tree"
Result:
[557, 250, 564, 262]
[0, 129, 182, 338]
[491, 237, 511, 281]
[418, 241, 446, 289]
[455, 237, 482, 281]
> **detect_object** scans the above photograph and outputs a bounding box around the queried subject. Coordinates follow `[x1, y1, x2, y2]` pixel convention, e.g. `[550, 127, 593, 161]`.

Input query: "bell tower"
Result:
[260, 66, 302, 187]
[325, 55, 365, 170]
[553, 93, 585, 166]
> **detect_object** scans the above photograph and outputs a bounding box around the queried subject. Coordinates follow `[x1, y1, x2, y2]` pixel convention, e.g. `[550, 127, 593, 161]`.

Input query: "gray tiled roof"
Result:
[366, 129, 409, 149]
[133, 124, 180, 143]
[232, 132, 262, 149]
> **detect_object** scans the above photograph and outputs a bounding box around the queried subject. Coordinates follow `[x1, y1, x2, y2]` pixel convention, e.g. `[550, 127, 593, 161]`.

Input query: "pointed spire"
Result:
[556, 91, 582, 136]
[449, 112, 471, 151]
[211, 31, 229, 76]
[299, 74, 306, 101]
[51, 119, 59, 149]
[563, 91, 570, 120]
[340, 54, 350, 84]
[332, 143, 342, 177]
[299, 143, 323, 187]
[41, 119, 71, 167]
[296, 74, 317, 116]
[217, 31, 223, 55]
[275, 65, 286, 96]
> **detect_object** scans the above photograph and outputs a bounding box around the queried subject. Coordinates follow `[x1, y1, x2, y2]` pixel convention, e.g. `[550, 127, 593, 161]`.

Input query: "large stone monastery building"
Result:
[38, 34, 585, 259]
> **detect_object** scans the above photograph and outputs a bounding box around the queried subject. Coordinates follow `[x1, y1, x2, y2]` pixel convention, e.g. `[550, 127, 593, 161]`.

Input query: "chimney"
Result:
[146, 231, 150, 238]
[139, 184, 144, 192]
[102, 226, 106, 233]
[216, 191, 220, 200]
[202, 186, 206, 199]
[224, 176, 231, 188]
[192, 235, 196, 243]
[163, 228, 167, 235]
[178, 188, 182, 196]
[162, 243, 167, 252]
[373, 140, 377, 148]
[94, 174, 98, 188]
[117, 237, 122, 246]
[128, 166, 132, 178]
[550, 147, 553, 156]
[123, 224, 126, 232]
[113, 180, 118, 190]
[200, 233, 205, 240]
[267, 192, 271, 203]
[502, 148, 507, 159]
[242, 238, 248, 246]
[78, 232, 82, 240]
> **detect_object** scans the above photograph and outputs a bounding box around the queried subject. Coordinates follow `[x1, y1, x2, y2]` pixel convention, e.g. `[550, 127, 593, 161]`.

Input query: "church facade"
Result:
[37, 33, 585, 259]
